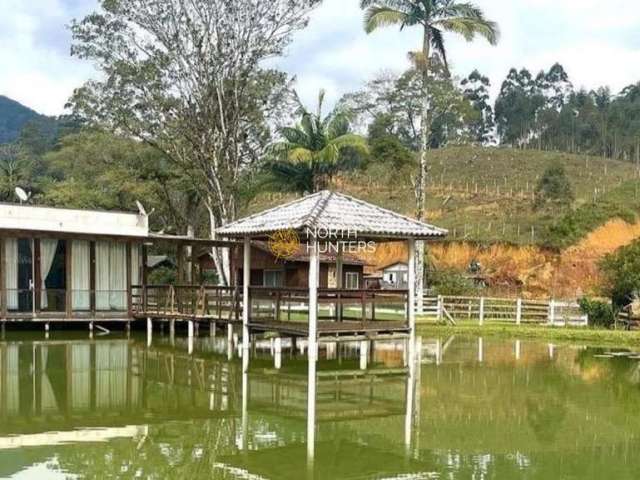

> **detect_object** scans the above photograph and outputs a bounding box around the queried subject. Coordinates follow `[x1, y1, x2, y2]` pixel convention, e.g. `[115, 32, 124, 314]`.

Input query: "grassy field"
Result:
[416, 323, 640, 347]
[249, 146, 640, 247]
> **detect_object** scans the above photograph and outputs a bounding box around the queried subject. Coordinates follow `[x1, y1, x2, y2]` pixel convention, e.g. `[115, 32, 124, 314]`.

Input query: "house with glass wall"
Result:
[0, 203, 230, 325]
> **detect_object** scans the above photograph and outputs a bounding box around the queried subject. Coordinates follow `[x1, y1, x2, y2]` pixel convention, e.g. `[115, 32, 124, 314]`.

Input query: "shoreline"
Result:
[416, 323, 640, 347]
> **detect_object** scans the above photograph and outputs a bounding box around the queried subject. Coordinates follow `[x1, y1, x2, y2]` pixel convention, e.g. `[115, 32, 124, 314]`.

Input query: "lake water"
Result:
[1, 329, 639, 479]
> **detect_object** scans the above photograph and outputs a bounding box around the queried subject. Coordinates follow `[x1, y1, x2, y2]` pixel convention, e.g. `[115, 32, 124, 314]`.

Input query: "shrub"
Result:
[147, 266, 177, 285]
[534, 163, 574, 209]
[578, 297, 615, 328]
[429, 268, 478, 296]
[600, 240, 640, 309]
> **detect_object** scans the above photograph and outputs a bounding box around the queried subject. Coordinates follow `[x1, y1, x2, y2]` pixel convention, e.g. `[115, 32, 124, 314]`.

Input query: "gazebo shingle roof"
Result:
[216, 190, 447, 240]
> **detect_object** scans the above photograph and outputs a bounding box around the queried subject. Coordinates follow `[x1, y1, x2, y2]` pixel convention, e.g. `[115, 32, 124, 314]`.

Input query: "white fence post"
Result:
[516, 298, 522, 325]
[549, 299, 555, 325]
[437, 295, 443, 322]
[479, 297, 485, 326]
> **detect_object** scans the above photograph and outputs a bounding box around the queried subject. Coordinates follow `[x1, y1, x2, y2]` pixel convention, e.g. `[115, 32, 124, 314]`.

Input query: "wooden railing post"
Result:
[479, 297, 485, 325]
[361, 290, 367, 322]
[549, 299, 555, 325]
[437, 295, 443, 322]
[516, 298, 522, 325]
[275, 290, 281, 322]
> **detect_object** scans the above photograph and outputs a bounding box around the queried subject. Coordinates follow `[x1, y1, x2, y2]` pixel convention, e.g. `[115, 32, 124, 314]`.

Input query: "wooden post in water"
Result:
[359, 340, 368, 370]
[242, 237, 251, 355]
[274, 337, 282, 369]
[146, 318, 152, 347]
[188, 320, 194, 339]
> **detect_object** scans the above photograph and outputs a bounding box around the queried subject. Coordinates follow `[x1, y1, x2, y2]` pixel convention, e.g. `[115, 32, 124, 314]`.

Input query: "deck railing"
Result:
[249, 287, 410, 325]
[132, 285, 240, 320]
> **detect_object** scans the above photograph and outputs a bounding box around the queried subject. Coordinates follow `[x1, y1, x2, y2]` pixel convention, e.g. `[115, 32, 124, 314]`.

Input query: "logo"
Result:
[268, 228, 301, 259]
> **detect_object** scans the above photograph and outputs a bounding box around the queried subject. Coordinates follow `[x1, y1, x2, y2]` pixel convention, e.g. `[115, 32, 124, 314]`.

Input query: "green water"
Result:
[1, 331, 639, 479]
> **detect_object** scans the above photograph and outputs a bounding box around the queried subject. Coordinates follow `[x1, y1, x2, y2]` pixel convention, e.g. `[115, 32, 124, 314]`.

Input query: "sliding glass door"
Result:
[40, 239, 66, 312]
[5, 238, 34, 313]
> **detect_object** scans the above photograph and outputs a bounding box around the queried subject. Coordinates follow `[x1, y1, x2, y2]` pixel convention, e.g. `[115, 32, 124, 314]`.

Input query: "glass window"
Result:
[263, 270, 284, 288]
[345, 272, 359, 290]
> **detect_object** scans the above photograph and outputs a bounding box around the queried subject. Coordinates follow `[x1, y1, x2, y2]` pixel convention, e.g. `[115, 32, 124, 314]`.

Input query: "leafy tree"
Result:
[42, 131, 203, 235]
[0, 144, 34, 201]
[69, 0, 319, 284]
[360, 0, 498, 306]
[461, 69, 495, 144]
[340, 63, 475, 150]
[534, 163, 574, 208]
[495, 68, 545, 146]
[600, 240, 640, 309]
[265, 90, 368, 193]
[367, 114, 414, 169]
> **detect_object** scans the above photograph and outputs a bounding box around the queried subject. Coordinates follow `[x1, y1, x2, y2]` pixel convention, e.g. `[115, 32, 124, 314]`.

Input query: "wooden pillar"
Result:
[191, 243, 197, 285]
[141, 243, 148, 286]
[89, 242, 96, 315]
[65, 240, 72, 318]
[336, 244, 343, 322]
[126, 242, 132, 318]
[308, 238, 319, 360]
[33, 238, 41, 314]
[407, 238, 416, 335]
[176, 244, 185, 284]
[242, 237, 251, 353]
[0, 237, 6, 319]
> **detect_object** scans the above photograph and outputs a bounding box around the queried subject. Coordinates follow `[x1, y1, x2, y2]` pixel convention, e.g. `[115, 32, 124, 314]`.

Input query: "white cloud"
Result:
[0, 0, 97, 115]
[2, 0, 640, 115]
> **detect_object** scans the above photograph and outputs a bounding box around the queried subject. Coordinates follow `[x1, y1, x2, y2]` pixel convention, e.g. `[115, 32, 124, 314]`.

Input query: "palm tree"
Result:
[362, 0, 499, 218]
[361, 0, 499, 310]
[266, 90, 368, 194]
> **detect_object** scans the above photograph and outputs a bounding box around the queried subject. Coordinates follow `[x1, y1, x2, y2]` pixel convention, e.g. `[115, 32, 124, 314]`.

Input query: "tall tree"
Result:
[461, 69, 495, 144]
[69, 0, 319, 284]
[266, 90, 369, 194]
[360, 0, 499, 308]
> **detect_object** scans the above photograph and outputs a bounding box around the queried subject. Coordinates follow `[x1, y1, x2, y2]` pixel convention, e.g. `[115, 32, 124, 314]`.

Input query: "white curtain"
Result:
[131, 243, 141, 286]
[95, 241, 111, 310]
[5, 238, 18, 310]
[110, 242, 126, 310]
[40, 239, 58, 310]
[71, 240, 90, 310]
[96, 241, 127, 311]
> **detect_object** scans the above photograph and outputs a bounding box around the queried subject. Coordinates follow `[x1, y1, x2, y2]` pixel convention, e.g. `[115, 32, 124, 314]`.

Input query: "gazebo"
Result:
[216, 190, 447, 358]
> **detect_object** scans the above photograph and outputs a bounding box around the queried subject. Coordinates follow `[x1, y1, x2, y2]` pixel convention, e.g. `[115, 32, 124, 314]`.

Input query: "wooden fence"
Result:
[416, 295, 588, 327]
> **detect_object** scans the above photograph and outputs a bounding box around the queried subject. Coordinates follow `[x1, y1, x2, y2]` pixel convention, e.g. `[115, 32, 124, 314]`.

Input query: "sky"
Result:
[2, 0, 640, 116]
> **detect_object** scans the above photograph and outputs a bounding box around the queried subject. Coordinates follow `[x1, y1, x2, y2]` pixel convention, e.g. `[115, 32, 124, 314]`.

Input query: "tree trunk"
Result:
[415, 28, 431, 315]
[206, 198, 231, 286]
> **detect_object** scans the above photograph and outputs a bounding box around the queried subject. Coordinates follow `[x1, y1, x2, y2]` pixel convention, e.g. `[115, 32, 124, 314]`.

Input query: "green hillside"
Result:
[249, 146, 640, 248]
[0, 95, 43, 144]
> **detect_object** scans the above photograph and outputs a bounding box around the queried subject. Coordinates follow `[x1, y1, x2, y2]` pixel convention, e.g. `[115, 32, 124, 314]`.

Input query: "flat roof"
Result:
[0, 203, 148, 238]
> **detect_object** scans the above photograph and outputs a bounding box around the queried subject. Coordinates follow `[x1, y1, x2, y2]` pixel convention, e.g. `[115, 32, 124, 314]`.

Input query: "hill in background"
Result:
[252, 146, 640, 249]
[0, 95, 45, 144]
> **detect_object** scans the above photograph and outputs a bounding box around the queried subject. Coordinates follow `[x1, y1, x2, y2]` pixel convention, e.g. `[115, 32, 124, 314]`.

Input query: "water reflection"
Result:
[1, 333, 640, 479]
